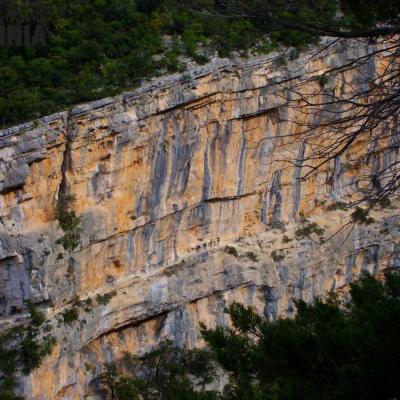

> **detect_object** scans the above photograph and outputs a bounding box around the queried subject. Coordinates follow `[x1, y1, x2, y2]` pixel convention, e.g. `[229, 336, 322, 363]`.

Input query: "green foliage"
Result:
[17, 329, 56, 375]
[282, 235, 292, 243]
[225, 246, 238, 257]
[295, 215, 325, 243]
[181, 72, 193, 84]
[72, 295, 94, 313]
[0, 376, 24, 400]
[351, 207, 375, 225]
[56, 200, 77, 231]
[60, 307, 79, 325]
[0, 0, 263, 127]
[25, 300, 46, 327]
[96, 271, 400, 399]
[0, 0, 397, 128]
[80, 297, 94, 313]
[326, 201, 348, 211]
[0, 314, 56, 400]
[100, 340, 218, 400]
[313, 198, 327, 208]
[96, 291, 117, 306]
[201, 270, 400, 400]
[377, 196, 392, 208]
[198, 0, 400, 40]
[369, 196, 392, 209]
[245, 252, 259, 262]
[55, 198, 81, 251]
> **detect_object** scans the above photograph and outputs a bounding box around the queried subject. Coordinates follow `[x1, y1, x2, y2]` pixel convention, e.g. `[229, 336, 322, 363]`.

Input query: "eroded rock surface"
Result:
[0, 40, 399, 399]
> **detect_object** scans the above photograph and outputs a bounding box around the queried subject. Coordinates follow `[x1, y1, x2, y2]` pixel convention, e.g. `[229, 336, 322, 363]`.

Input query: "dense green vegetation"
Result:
[100, 270, 400, 399]
[0, 303, 55, 400]
[0, 0, 270, 127]
[1, 0, 398, 128]
[100, 340, 218, 400]
[55, 194, 81, 251]
[96, 290, 117, 306]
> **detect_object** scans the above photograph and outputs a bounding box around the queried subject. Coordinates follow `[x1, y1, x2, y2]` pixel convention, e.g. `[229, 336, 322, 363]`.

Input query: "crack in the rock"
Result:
[95, 281, 258, 341]
[78, 191, 261, 251]
[204, 191, 257, 203]
[58, 112, 73, 204]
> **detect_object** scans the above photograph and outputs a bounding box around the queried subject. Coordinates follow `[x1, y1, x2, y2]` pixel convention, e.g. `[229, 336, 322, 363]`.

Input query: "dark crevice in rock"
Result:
[95, 281, 258, 342]
[202, 143, 211, 201]
[148, 93, 218, 118]
[58, 112, 74, 204]
[238, 106, 282, 121]
[203, 191, 257, 204]
[237, 130, 247, 196]
[292, 141, 306, 218]
[330, 156, 342, 201]
[96, 309, 171, 340]
[269, 170, 282, 226]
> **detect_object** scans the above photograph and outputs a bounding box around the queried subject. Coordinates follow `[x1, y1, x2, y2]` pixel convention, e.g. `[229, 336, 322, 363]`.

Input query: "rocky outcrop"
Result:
[0, 40, 399, 399]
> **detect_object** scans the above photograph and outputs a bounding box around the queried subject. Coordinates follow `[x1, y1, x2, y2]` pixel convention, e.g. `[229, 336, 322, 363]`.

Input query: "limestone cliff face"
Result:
[0, 40, 399, 399]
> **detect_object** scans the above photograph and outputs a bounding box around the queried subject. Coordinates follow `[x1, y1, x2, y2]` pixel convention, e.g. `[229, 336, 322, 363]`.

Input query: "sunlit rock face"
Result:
[0, 40, 399, 399]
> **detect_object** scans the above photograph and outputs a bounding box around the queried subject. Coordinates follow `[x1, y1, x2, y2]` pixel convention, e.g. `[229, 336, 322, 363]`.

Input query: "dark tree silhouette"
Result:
[201, 270, 400, 400]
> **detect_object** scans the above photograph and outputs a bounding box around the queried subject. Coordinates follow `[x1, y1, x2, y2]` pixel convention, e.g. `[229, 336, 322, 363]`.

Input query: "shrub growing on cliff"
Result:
[0, 303, 55, 400]
[295, 215, 325, 244]
[245, 251, 259, 262]
[55, 193, 81, 251]
[96, 291, 117, 306]
[60, 307, 79, 325]
[225, 246, 239, 257]
[350, 207, 375, 225]
[26, 300, 46, 327]
[282, 235, 292, 243]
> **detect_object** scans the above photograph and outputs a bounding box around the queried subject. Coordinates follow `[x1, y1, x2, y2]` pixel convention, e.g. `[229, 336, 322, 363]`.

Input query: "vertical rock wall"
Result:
[0, 40, 399, 399]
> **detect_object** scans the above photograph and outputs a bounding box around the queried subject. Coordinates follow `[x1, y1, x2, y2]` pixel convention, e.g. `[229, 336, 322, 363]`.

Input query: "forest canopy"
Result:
[1, 0, 399, 128]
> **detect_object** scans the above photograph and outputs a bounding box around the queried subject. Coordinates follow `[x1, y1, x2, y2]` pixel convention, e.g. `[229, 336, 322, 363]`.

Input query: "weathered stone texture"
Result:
[0, 40, 399, 399]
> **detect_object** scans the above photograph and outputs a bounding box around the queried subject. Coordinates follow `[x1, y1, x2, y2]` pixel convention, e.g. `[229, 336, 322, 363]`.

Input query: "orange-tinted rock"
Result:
[0, 41, 399, 399]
